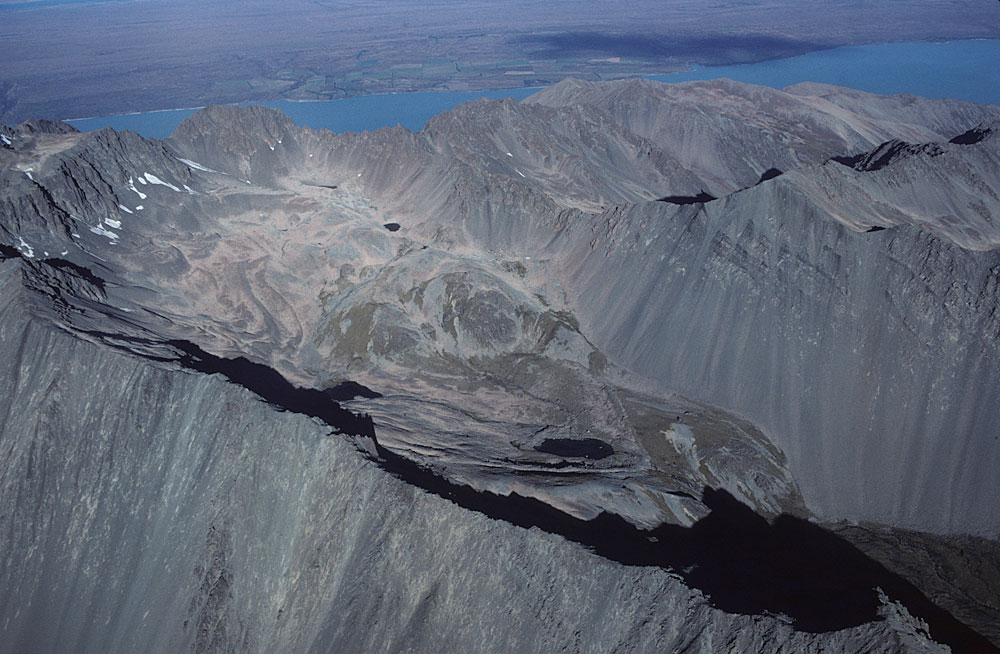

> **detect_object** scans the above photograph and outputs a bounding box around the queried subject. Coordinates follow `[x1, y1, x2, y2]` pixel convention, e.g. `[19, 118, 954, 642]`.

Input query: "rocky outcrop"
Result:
[3, 77, 1000, 651]
[0, 259, 962, 653]
[525, 77, 1000, 194]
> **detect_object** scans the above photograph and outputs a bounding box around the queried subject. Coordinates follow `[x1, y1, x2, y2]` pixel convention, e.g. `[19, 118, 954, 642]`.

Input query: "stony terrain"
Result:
[2, 78, 1000, 651]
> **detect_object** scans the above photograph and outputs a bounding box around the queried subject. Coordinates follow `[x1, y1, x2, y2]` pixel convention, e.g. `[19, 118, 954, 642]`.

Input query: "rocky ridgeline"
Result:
[3, 78, 1000, 652]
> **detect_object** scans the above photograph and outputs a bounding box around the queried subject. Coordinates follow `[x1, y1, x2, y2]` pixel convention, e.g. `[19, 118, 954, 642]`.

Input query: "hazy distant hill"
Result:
[1, 0, 999, 123]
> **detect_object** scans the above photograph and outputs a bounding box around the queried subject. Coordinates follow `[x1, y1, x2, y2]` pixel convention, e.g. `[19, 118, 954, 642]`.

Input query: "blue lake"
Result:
[67, 89, 539, 140]
[67, 39, 1000, 139]
[648, 40, 1000, 106]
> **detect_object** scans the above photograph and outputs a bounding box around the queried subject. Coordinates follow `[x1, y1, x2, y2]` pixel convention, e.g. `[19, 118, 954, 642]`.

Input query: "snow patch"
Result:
[1, 134, 10, 146]
[60, 250, 68, 256]
[515, 169, 525, 178]
[662, 423, 699, 472]
[89, 224, 118, 241]
[144, 172, 181, 192]
[118, 204, 134, 214]
[16, 237, 34, 258]
[177, 158, 219, 173]
[135, 205, 144, 211]
[23, 168, 34, 181]
[105, 217, 122, 229]
[506, 152, 513, 157]
[268, 143, 275, 151]
[127, 177, 147, 200]
[136, 175, 147, 185]
[183, 184, 197, 195]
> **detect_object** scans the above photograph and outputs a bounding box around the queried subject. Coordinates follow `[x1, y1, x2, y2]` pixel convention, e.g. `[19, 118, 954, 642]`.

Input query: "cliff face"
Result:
[2, 77, 1000, 651]
[550, 183, 1000, 535]
[0, 261, 944, 654]
[525, 78, 1000, 194]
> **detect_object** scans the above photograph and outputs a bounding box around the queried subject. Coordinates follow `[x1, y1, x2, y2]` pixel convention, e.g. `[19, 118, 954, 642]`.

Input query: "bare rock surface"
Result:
[3, 78, 1000, 651]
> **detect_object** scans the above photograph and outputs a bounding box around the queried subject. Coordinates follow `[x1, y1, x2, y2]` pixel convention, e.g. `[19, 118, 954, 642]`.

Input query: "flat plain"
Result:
[1, 0, 998, 123]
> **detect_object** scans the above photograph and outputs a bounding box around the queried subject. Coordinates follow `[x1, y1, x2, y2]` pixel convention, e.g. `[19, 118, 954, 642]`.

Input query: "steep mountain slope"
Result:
[2, 78, 1000, 651]
[526, 77, 1000, 194]
[0, 260, 954, 653]
[549, 179, 1000, 535]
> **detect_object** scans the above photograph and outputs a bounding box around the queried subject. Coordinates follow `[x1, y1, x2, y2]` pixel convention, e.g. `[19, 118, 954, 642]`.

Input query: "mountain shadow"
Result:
[162, 337, 994, 651]
[41, 250, 991, 652]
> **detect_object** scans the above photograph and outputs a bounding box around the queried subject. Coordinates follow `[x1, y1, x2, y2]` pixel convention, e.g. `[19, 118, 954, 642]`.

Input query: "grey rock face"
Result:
[2, 77, 1000, 651]
[525, 77, 1000, 194]
[547, 181, 1000, 537]
[0, 260, 947, 654]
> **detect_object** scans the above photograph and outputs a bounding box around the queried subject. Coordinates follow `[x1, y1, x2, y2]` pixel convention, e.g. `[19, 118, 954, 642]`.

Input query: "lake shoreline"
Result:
[64, 39, 1000, 139]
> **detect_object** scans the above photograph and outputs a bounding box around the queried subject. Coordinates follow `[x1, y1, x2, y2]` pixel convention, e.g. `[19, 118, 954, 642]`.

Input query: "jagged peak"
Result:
[849, 138, 947, 171]
[171, 104, 297, 142]
[0, 125, 13, 150]
[839, 124, 996, 173]
[423, 95, 529, 133]
[949, 123, 996, 145]
[16, 118, 78, 135]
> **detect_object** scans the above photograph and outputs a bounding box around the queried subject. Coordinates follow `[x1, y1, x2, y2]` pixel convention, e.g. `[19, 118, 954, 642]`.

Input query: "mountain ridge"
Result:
[3, 76, 1000, 650]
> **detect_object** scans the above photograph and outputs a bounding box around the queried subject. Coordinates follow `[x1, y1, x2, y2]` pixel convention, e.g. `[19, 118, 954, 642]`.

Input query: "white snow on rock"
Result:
[118, 204, 133, 214]
[1, 134, 11, 146]
[136, 176, 147, 185]
[177, 158, 219, 174]
[135, 205, 144, 211]
[664, 423, 696, 454]
[89, 224, 118, 241]
[16, 236, 34, 258]
[144, 173, 181, 192]
[105, 217, 122, 229]
[127, 177, 147, 200]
